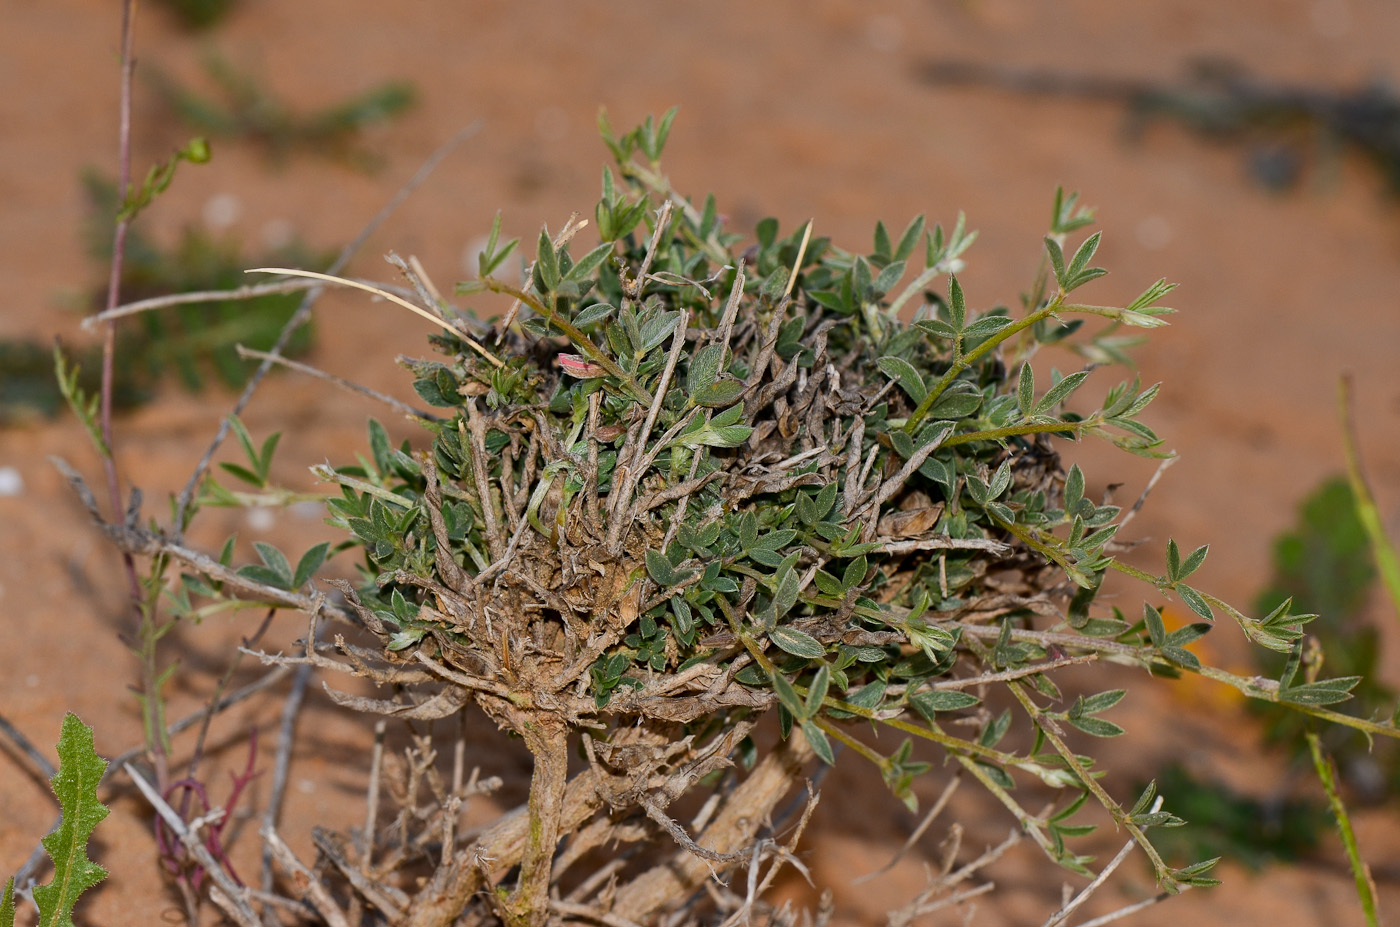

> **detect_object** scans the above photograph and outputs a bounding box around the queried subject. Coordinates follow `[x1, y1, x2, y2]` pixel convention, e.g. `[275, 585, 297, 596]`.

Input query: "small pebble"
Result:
[0, 467, 23, 497]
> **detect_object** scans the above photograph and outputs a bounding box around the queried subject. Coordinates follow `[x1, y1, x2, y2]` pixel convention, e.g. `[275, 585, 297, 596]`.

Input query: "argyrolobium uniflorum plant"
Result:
[158, 111, 1397, 927]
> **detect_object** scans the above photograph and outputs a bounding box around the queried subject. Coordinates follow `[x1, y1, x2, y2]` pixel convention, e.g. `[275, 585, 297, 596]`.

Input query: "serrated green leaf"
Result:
[1, 878, 15, 927]
[33, 714, 109, 927]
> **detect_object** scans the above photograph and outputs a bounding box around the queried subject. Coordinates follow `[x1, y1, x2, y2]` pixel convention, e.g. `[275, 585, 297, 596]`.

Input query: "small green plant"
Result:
[62, 83, 1400, 922]
[1250, 477, 1398, 793]
[0, 178, 331, 426]
[151, 0, 238, 30]
[148, 53, 416, 169]
[141, 109, 1385, 925]
[1, 714, 110, 927]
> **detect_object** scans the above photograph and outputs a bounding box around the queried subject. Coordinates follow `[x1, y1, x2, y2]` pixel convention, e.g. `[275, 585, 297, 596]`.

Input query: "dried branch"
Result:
[171, 121, 482, 538]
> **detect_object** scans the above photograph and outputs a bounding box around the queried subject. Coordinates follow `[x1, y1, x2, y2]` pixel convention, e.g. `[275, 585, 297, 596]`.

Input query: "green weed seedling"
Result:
[2, 714, 109, 927]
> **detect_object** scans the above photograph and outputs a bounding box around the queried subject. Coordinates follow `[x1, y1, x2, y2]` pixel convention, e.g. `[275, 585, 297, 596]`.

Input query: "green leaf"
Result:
[1066, 231, 1101, 280]
[873, 260, 906, 296]
[1176, 583, 1214, 621]
[1179, 543, 1209, 581]
[801, 720, 836, 764]
[1143, 603, 1167, 648]
[688, 344, 725, 395]
[961, 315, 1013, 342]
[771, 671, 804, 717]
[573, 303, 616, 327]
[1035, 370, 1090, 415]
[252, 541, 293, 587]
[1, 878, 14, 927]
[1016, 363, 1035, 417]
[805, 665, 831, 717]
[877, 356, 927, 406]
[217, 462, 263, 488]
[691, 379, 746, 407]
[894, 215, 926, 262]
[535, 229, 561, 292]
[1278, 677, 1362, 707]
[909, 690, 980, 719]
[645, 549, 678, 587]
[292, 541, 331, 588]
[563, 242, 614, 283]
[769, 627, 824, 659]
[1172, 857, 1222, 888]
[1067, 715, 1124, 738]
[1064, 464, 1084, 515]
[1044, 236, 1067, 288]
[32, 714, 109, 927]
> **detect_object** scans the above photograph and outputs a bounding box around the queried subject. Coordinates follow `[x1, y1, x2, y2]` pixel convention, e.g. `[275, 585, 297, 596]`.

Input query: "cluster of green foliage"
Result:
[149, 53, 416, 169]
[262, 110, 1393, 904]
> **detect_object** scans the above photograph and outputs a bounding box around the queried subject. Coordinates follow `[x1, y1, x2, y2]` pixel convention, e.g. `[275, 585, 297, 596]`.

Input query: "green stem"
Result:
[1338, 376, 1400, 618]
[481, 279, 653, 404]
[1306, 731, 1380, 927]
[942, 420, 1083, 449]
[1003, 677, 1176, 889]
[906, 292, 1065, 433]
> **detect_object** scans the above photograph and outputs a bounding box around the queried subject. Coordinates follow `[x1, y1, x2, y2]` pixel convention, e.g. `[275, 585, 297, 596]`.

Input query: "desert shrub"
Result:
[62, 109, 1397, 927]
[199, 110, 1390, 925]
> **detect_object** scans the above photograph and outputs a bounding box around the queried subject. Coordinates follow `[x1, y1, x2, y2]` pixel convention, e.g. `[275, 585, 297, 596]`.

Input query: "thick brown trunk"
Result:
[608, 730, 814, 923]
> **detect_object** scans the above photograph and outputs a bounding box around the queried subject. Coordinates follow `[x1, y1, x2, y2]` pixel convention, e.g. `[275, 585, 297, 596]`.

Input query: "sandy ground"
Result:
[3, 1, 1400, 924]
